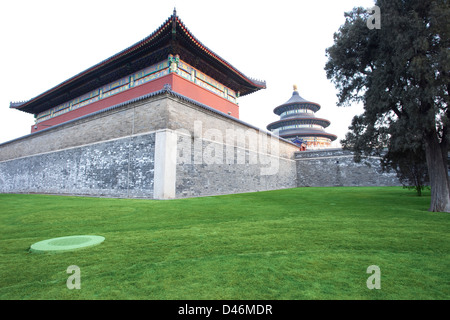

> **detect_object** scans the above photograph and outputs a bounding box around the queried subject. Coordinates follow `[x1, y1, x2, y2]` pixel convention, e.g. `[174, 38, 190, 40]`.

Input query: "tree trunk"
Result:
[424, 132, 450, 213]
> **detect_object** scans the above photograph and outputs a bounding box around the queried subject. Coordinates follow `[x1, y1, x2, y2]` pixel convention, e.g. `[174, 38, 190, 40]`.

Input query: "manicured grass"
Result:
[0, 187, 448, 300]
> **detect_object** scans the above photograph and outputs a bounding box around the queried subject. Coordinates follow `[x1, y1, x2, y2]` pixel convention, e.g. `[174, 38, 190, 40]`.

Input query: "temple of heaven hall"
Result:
[267, 85, 337, 148]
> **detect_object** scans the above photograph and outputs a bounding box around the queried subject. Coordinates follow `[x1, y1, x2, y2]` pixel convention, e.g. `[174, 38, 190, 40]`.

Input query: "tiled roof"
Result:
[12, 9, 266, 114]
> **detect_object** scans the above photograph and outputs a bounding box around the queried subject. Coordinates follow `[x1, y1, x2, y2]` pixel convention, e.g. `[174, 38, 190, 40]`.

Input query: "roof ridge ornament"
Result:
[163, 83, 172, 92]
[171, 7, 177, 39]
[9, 101, 27, 108]
[292, 84, 300, 97]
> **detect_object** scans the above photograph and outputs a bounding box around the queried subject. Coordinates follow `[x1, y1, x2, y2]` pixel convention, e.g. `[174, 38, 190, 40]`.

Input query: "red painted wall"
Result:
[171, 74, 239, 118]
[31, 73, 239, 133]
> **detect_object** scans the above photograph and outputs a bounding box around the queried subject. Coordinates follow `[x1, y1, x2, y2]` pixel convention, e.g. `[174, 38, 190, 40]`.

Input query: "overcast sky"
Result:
[0, 0, 376, 145]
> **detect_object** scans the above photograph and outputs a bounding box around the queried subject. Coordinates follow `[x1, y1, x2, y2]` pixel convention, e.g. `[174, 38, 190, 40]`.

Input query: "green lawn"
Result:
[0, 187, 448, 300]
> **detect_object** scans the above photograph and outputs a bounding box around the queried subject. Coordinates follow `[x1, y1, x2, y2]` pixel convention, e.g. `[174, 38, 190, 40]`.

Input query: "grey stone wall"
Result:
[166, 96, 297, 160]
[0, 133, 155, 198]
[166, 95, 299, 198]
[296, 148, 400, 187]
[175, 137, 297, 198]
[0, 95, 169, 162]
[0, 90, 400, 200]
[0, 91, 300, 199]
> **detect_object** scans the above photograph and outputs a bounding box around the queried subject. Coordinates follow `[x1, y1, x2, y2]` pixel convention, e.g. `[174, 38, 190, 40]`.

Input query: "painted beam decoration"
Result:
[35, 57, 237, 124]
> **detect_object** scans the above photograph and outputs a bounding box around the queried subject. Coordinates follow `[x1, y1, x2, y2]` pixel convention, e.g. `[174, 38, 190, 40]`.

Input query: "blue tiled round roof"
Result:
[273, 90, 321, 115]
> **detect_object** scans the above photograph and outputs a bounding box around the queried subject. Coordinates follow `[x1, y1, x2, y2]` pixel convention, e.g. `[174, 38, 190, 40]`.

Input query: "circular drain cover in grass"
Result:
[30, 235, 105, 253]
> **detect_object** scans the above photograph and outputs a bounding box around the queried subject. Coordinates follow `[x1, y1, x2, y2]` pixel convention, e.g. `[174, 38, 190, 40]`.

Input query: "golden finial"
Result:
[293, 84, 298, 91]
